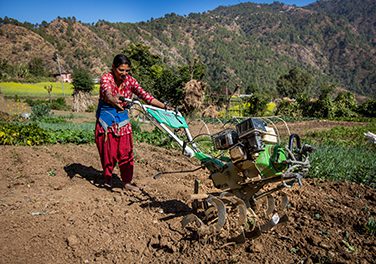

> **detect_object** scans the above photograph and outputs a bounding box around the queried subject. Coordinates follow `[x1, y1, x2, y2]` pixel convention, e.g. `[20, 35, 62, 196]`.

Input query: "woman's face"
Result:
[113, 64, 131, 82]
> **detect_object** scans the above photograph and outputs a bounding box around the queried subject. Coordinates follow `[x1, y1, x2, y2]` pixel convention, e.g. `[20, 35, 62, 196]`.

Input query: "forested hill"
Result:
[0, 0, 375, 97]
[307, 0, 376, 42]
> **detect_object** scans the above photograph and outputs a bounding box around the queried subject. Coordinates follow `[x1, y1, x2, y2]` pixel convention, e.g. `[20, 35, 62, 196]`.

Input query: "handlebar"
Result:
[118, 96, 142, 109]
[118, 96, 180, 114]
[118, 95, 196, 158]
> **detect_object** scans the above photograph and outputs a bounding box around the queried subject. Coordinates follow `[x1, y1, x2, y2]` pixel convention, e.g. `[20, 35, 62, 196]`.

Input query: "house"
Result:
[54, 72, 72, 83]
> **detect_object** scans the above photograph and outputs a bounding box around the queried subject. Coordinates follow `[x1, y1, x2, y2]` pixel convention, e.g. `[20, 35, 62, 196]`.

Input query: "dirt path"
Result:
[0, 142, 374, 264]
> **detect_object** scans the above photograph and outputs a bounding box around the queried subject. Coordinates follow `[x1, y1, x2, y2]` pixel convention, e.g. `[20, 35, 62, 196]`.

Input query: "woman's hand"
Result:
[113, 98, 124, 111]
[150, 98, 174, 111]
[104, 91, 124, 111]
[165, 105, 174, 111]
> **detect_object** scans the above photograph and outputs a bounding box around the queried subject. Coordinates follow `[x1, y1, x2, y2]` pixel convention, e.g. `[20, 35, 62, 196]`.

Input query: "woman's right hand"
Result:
[104, 91, 124, 111]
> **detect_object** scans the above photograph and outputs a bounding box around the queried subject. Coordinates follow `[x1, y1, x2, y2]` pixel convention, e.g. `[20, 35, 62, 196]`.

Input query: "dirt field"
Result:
[0, 97, 374, 263]
[0, 123, 375, 263]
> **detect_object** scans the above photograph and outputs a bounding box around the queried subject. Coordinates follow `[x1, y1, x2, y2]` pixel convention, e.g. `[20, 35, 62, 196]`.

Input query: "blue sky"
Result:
[0, 0, 317, 24]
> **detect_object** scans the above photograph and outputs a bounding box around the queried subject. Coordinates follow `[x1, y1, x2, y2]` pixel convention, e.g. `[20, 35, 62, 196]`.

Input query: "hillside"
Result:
[0, 0, 375, 97]
[307, 0, 376, 43]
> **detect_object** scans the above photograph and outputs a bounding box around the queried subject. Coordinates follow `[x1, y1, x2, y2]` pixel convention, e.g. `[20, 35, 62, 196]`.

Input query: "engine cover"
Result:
[212, 129, 239, 150]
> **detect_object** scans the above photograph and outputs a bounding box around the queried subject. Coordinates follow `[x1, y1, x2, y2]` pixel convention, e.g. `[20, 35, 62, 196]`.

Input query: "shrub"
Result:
[264, 101, 277, 116]
[25, 97, 68, 110]
[31, 104, 51, 121]
[278, 89, 364, 119]
[276, 67, 313, 99]
[25, 98, 42, 107]
[50, 97, 69, 110]
[72, 68, 94, 93]
[244, 93, 270, 116]
[275, 98, 302, 117]
[333, 92, 358, 117]
[28, 57, 49, 77]
[357, 100, 376, 117]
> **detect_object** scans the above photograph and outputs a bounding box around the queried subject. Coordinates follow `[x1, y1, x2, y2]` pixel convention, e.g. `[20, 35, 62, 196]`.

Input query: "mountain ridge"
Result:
[0, 0, 375, 97]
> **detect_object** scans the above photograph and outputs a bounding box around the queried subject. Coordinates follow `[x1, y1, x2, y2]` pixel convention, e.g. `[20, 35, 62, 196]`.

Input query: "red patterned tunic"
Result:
[96, 71, 154, 135]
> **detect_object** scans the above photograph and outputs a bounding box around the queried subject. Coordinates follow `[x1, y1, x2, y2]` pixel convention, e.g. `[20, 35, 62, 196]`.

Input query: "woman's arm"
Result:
[150, 98, 168, 109]
[103, 91, 124, 111]
[100, 73, 124, 111]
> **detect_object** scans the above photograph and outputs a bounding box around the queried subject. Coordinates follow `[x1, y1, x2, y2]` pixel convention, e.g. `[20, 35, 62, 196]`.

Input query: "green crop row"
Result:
[308, 145, 375, 188]
[0, 120, 174, 147]
[0, 122, 95, 145]
[304, 121, 376, 148]
[304, 120, 375, 187]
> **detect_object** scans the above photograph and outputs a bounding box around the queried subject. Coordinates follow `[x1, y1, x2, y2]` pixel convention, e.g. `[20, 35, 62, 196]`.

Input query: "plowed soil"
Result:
[0, 119, 375, 264]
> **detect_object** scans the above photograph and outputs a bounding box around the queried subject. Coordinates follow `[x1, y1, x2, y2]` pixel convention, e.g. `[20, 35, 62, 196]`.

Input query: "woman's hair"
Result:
[113, 54, 131, 68]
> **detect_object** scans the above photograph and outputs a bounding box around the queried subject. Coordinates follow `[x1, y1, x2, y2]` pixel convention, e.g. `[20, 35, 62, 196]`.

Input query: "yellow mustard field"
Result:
[0, 82, 99, 97]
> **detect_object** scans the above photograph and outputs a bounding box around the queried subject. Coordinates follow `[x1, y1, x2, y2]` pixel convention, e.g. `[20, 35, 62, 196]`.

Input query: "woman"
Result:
[95, 54, 167, 191]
